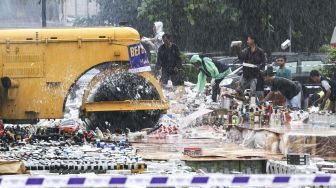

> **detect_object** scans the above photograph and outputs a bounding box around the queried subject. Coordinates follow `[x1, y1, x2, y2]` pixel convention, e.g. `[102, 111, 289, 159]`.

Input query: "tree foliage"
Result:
[89, 0, 336, 53]
[323, 46, 336, 78]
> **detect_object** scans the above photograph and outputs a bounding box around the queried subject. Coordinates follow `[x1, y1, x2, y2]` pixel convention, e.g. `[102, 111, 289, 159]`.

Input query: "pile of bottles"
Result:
[223, 102, 292, 129]
[24, 160, 147, 174]
[309, 112, 336, 127]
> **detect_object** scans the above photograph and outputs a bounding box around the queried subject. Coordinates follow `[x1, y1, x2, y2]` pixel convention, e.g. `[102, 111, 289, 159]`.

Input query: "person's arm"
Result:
[259, 50, 267, 70]
[196, 71, 207, 94]
[141, 36, 153, 42]
[321, 80, 332, 103]
[312, 91, 324, 106]
[315, 97, 323, 103]
[154, 32, 164, 42]
[203, 58, 219, 78]
[323, 90, 331, 103]
[262, 91, 274, 102]
[156, 47, 163, 68]
[218, 68, 232, 79]
[174, 45, 183, 69]
[238, 48, 248, 62]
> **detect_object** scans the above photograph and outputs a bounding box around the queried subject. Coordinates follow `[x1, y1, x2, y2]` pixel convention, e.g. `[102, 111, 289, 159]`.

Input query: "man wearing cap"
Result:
[310, 70, 336, 112]
[262, 67, 302, 109]
[235, 34, 267, 99]
[190, 55, 232, 102]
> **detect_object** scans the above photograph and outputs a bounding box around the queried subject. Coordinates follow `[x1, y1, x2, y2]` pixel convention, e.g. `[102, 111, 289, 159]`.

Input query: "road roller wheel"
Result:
[86, 72, 162, 132]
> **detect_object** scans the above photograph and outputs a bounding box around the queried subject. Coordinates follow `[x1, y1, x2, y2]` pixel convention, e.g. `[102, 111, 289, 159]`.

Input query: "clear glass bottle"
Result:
[249, 108, 255, 129]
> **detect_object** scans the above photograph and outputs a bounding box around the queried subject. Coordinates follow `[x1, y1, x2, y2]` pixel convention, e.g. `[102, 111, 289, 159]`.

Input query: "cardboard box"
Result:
[0, 160, 27, 175]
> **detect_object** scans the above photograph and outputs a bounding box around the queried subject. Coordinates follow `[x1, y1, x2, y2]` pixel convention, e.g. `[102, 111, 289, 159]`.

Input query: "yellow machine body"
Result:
[0, 27, 168, 123]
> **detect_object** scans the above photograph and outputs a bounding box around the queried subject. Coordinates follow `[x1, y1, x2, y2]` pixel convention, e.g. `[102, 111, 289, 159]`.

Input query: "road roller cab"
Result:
[0, 27, 168, 130]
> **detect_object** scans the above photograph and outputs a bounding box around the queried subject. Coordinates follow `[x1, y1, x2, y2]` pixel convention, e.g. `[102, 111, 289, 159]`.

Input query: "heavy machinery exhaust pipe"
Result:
[1, 77, 19, 100]
[1, 77, 19, 89]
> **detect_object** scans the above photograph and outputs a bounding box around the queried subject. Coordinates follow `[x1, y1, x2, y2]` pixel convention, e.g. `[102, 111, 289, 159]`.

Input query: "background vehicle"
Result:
[0, 27, 168, 131]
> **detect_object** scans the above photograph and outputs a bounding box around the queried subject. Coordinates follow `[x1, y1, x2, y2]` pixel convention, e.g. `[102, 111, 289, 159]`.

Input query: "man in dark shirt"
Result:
[262, 68, 302, 109]
[310, 70, 336, 112]
[157, 34, 184, 86]
[236, 35, 266, 99]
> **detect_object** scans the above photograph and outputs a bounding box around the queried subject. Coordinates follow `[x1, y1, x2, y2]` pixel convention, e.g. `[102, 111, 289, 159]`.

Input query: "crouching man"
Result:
[262, 67, 301, 109]
[310, 70, 336, 112]
[190, 55, 232, 102]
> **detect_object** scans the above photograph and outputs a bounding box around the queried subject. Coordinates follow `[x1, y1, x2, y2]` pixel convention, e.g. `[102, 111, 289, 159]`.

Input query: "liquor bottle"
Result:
[280, 109, 285, 125]
[282, 109, 287, 126]
[223, 113, 228, 126]
[232, 110, 239, 125]
[263, 109, 270, 127]
[268, 104, 273, 117]
[285, 109, 292, 126]
[250, 95, 257, 108]
[238, 107, 244, 126]
[254, 108, 260, 128]
[275, 109, 282, 127]
[249, 108, 255, 129]
[270, 109, 276, 127]
[259, 108, 265, 128]
[228, 106, 233, 125]
[244, 106, 250, 128]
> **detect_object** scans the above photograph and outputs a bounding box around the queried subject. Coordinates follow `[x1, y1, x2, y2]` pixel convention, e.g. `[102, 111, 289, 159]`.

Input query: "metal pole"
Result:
[87, 0, 89, 18]
[289, 18, 292, 52]
[75, 0, 78, 17]
[42, 0, 47, 27]
[266, 0, 270, 52]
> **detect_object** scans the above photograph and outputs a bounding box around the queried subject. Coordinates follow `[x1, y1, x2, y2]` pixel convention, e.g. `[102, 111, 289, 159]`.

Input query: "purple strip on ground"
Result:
[26, 178, 44, 185]
[191, 177, 209, 184]
[109, 177, 127, 184]
[314, 176, 331, 183]
[232, 177, 250, 183]
[150, 177, 168, 184]
[273, 176, 290, 183]
[68, 178, 85, 185]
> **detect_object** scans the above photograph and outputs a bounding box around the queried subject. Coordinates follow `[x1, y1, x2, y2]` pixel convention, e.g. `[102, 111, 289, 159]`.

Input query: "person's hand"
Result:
[210, 79, 215, 86]
[274, 91, 281, 95]
[237, 42, 242, 48]
[313, 100, 320, 107]
[257, 101, 265, 106]
[141, 37, 149, 42]
[196, 92, 204, 98]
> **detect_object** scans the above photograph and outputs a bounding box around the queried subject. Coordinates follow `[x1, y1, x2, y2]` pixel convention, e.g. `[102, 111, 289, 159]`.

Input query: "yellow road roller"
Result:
[0, 27, 169, 131]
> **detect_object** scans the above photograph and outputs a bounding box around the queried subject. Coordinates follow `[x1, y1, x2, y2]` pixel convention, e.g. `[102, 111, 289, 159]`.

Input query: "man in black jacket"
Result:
[236, 35, 266, 99]
[157, 34, 184, 86]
